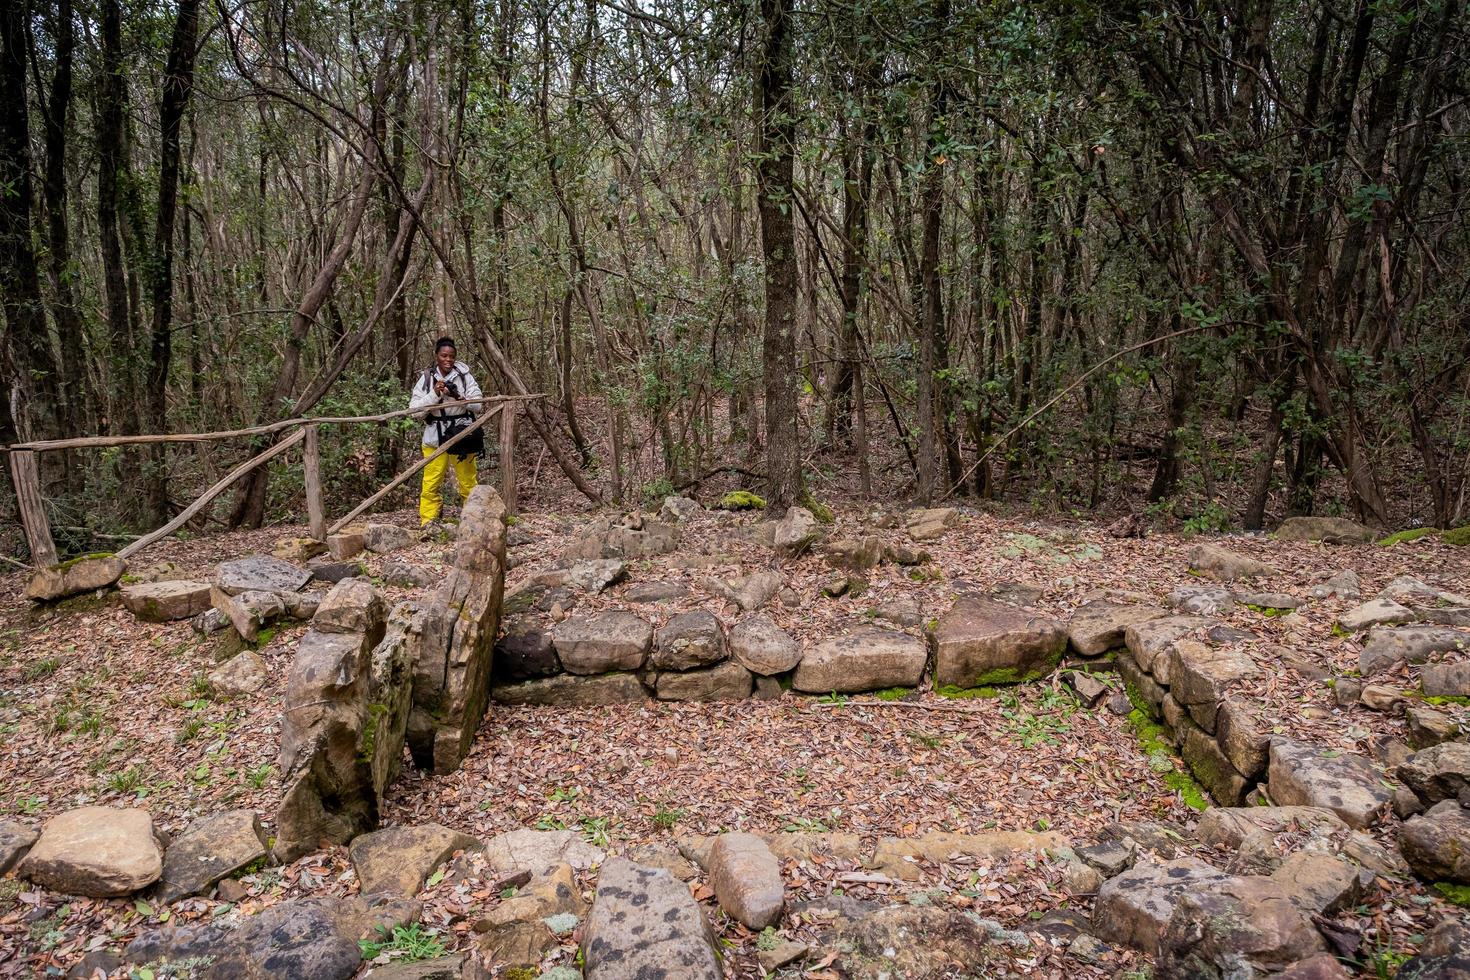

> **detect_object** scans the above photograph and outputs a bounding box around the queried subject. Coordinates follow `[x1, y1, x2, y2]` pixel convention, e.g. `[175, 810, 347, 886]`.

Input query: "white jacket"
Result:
[409, 360, 483, 447]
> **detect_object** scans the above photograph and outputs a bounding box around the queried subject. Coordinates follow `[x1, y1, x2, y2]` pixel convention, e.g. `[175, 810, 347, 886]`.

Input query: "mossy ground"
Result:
[936, 684, 1001, 699]
[1443, 525, 1470, 546]
[1433, 883, 1470, 907]
[1377, 527, 1437, 547]
[1126, 709, 1209, 811]
[718, 490, 766, 511]
[871, 686, 913, 701]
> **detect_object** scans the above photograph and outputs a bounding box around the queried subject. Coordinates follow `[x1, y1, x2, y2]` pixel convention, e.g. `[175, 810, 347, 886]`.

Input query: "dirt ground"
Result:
[1, 498, 1467, 977]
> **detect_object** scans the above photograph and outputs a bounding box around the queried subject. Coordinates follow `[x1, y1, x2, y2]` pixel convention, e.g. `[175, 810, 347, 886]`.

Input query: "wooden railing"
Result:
[5, 394, 543, 567]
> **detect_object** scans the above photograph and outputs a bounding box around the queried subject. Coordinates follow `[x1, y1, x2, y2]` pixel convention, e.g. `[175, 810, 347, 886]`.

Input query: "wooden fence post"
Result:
[8, 450, 59, 567]
[303, 424, 326, 540]
[499, 405, 518, 514]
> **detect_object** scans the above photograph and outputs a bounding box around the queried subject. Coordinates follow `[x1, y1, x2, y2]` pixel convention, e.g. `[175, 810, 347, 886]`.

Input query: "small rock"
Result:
[707, 570, 784, 611]
[493, 673, 649, 706]
[1407, 705, 1462, 749]
[478, 829, 606, 877]
[212, 586, 285, 642]
[653, 661, 753, 701]
[307, 559, 364, 583]
[273, 536, 326, 561]
[1398, 800, 1470, 884]
[1397, 742, 1470, 804]
[708, 832, 784, 929]
[1091, 858, 1234, 957]
[326, 528, 366, 560]
[1392, 787, 1426, 820]
[1060, 670, 1111, 708]
[191, 607, 229, 635]
[822, 536, 887, 571]
[756, 939, 809, 973]
[836, 905, 994, 978]
[1360, 683, 1407, 712]
[0, 818, 39, 875]
[564, 558, 627, 593]
[154, 810, 268, 903]
[1275, 516, 1374, 544]
[1394, 918, 1470, 979]
[494, 620, 560, 679]
[1333, 677, 1363, 706]
[1169, 584, 1236, 616]
[311, 577, 386, 635]
[1338, 598, 1416, 632]
[624, 581, 688, 603]
[1187, 543, 1275, 581]
[207, 650, 269, 697]
[1308, 570, 1361, 601]
[20, 806, 163, 897]
[1067, 600, 1167, 655]
[1077, 840, 1135, 876]
[872, 596, 923, 628]
[772, 506, 822, 557]
[659, 496, 702, 522]
[905, 507, 960, 541]
[351, 823, 480, 898]
[1422, 659, 1470, 698]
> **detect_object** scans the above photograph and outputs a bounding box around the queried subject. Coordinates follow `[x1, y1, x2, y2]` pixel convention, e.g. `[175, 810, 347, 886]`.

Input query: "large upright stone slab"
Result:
[1267, 739, 1391, 829]
[19, 806, 163, 897]
[409, 487, 507, 775]
[274, 584, 403, 862]
[934, 596, 1067, 687]
[215, 555, 312, 596]
[582, 858, 721, 980]
[793, 628, 927, 693]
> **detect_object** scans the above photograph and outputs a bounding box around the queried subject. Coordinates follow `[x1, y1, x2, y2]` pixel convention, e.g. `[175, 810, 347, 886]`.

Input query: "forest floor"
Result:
[1, 491, 1467, 977]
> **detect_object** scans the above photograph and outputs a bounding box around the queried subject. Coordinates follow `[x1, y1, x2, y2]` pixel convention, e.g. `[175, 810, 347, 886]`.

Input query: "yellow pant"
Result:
[419, 445, 478, 524]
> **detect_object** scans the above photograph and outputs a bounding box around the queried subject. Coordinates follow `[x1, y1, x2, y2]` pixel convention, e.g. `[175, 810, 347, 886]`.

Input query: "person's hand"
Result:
[434, 380, 447, 397]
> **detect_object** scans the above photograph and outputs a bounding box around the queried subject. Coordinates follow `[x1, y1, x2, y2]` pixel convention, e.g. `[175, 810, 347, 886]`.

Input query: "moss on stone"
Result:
[1377, 527, 1438, 547]
[872, 686, 912, 701]
[1244, 604, 1291, 617]
[504, 969, 537, 980]
[55, 551, 117, 572]
[800, 495, 836, 524]
[936, 684, 1000, 699]
[718, 490, 767, 511]
[252, 626, 279, 649]
[1443, 525, 1470, 546]
[1433, 882, 1470, 907]
[358, 702, 389, 764]
[1423, 695, 1470, 707]
[1127, 709, 1209, 811]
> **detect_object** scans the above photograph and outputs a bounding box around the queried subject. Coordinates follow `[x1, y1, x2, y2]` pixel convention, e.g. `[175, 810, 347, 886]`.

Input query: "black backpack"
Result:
[422, 367, 484, 457]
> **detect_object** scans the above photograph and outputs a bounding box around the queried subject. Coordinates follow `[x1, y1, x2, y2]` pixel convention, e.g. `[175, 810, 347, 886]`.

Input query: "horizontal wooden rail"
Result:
[3, 394, 544, 452]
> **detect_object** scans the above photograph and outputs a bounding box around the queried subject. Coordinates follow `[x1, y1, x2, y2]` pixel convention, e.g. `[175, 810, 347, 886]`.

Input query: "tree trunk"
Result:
[97, 0, 137, 435]
[756, 0, 802, 512]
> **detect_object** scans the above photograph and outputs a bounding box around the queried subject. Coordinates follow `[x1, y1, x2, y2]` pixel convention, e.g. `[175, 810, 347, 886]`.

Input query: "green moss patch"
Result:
[936, 684, 1000, 699]
[1377, 527, 1437, 547]
[801, 495, 836, 524]
[871, 687, 913, 701]
[718, 490, 766, 511]
[1244, 604, 1292, 617]
[1443, 526, 1470, 546]
[55, 552, 117, 572]
[1433, 883, 1470, 907]
[1423, 695, 1470, 707]
[1127, 709, 1209, 811]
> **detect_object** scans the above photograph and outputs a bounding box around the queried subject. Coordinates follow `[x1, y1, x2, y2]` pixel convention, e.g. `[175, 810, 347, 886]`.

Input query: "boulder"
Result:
[1269, 849, 1363, 915]
[624, 581, 688, 603]
[581, 858, 721, 980]
[24, 555, 127, 602]
[19, 806, 163, 897]
[652, 609, 727, 670]
[274, 537, 326, 561]
[1380, 574, 1470, 608]
[0, 818, 39, 875]
[350, 823, 480, 898]
[207, 650, 269, 697]
[382, 561, 435, 589]
[772, 506, 822, 557]
[906, 507, 960, 541]
[707, 832, 784, 929]
[475, 862, 584, 967]
[1187, 543, 1275, 581]
[552, 611, 653, 675]
[1124, 615, 1215, 676]
[1216, 698, 1271, 778]
[409, 487, 507, 775]
[659, 496, 702, 522]
[1067, 601, 1167, 656]
[793, 628, 927, 693]
[836, 906, 999, 979]
[326, 527, 366, 561]
[1396, 919, 1470, 980]
[872, 596, 924, 628]
[1338, 598, 1416, 632]
[1168, 584, 1236, 616]
[365, 523, 416, 553]
[654, 660, 752, 701]
[478, 829, 605, 877]
[562, 558, 627, 593]
[566, 514, 679, 560]
[1407, 705, 1462, 749]
[1168, 640, 1259, 714]
[313, 577, 387, 634]
[1422, 660, 1470, 698]
[1276, 516, 1374, 544]
[1397, 742, 1470, 804]
[154, 810, 268, 903]
[1091, 857, 1234, 957]
[1359, 626, 1470, 674]
[934, 596, 1067, 687]
[822, 536, 886, 571]
[274, 591, 406, 862]
[1308, 569, 1361, 600]
[1267, 739, 1391, 829]
[121, 580, 212, 621]
[707, 569, 784, 611]
[211, 586, 285, 642]
[729, 613, 802, 675]
[308, 559, 364, 584]
[1398, 801, 1470, 884]
[492, 672, 649, 706]
[215, 554, 312, 596]
[1179, 725, 1249, 804]
[493, 619, 559, 679]
[1156, 874, 1325, 978]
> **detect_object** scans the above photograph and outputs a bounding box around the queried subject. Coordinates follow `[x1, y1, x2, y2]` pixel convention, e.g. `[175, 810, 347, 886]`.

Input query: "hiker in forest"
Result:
[410, 336, 485, 526]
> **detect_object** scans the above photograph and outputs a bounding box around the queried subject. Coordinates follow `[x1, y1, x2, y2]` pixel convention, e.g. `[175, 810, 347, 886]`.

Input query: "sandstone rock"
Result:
[1397, 742, 1470, 804]
[1195, 806, 1346, 850]
[1059, 669, 1111, 707]
[1338, 598, 1416, 632]
[382, 561, 435, 589]
[208, 650, 269, 697]
[1268, 739, 1391, 829]
[654, 660, 752, 701]
[1361, 683, 1407, 712]
[872, 595, 923, 628]
[822, 536, 886, 571]
[475, 862, 584, 967]
[350, 823, 479, 898]
[121, 580, 212, 621]
[885, 544, 930, 566]
[552, 611, 653, 674]
[493, 619, 559, 679]
[1268, 848, 1363, 915]
[652, 609, 727, 670]
[215, 554, 312, 596]
[1117, 652, 1166, 717]
[1188, 543, 1275, 581]
[479, 829, 605, 876]
[1091, 857, 1234, 957]
[308, 559, 364, 584]
[1423, 660, 1470, 698]
[1216, 698, 1270, 778]
[906, 507, 960, 541]
[363, 956, 477, 980]
[409, 488, 507, 775]
[793, 628, 927, 693]
[312, 578, 386, 634]
[0, 818, 38, 875]
[154, 810, 268, 902]
[757, 940, 809, 974]
[1334, 676, 1364, 705]
[20, 806, 162, 897]
[659, 496, 702, 522]
[211, 586, 285, 642]
[326, 527, 366, 561]
[582, 858, 721, 980]
[274, 536, 326, 561]
[1276, 516, 1374, 544]
[707, 569, 784, 611]
[365, 523, 416, 553]
[1308, 569, 1361, 600]
[25, 555, 126, 602]
[757, 831, 867, 865]
[1156, 874, 1325, 978]
[1396, 919, 1470, 980]
[934, 596, 1067, 687]
[1123, 614, 1215, 675]
[1067, 601, 1167, 656]
[1169, 639, 1259, 714]
[867, 830, 1068, 881]
[772, 506, 822, 557]
[1076, 840, 1135, 877]
[492, 672, 649, 706]
[624, 581, 688, 603]
[567, 514, 679, 560]
[836, 905, 998, 979]
[1179, 725, 1249, 804]
[191, 607, 229, 635]
[1408, 705, 1463, 749]
[1380, 574, 1470, 608]
[624, 841, 698, 880]
[708, 832, 784, 929]
[1399, 800, 1470, 884]
[274, 592, 404, 861]
[1169, 584, 1236, 616]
